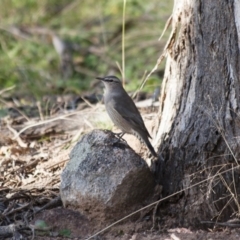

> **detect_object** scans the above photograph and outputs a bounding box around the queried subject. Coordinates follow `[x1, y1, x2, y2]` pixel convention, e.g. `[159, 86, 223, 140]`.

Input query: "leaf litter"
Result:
[0, 97, 110, 238]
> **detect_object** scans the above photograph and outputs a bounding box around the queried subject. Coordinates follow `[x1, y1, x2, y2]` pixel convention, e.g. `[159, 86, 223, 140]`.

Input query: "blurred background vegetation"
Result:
[0, 0, 173, 101]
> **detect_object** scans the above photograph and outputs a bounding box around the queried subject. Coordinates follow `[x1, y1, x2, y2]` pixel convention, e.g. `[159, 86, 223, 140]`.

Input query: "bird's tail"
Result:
[144, 138, 157, 158]
[134, 131, 157, 157]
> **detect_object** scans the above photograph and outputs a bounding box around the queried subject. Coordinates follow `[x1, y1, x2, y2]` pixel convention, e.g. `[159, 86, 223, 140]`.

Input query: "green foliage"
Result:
[59, 228, 71, 237]
[34, 219, 49, 230]
[33, 220, 71, 237]
[0, 0, 173, 98]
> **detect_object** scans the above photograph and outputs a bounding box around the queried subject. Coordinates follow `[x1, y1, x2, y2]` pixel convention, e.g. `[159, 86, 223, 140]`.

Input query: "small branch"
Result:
[122, 0, 127, 85]
[35, 196, 62, 214]
[0, 224, 16, 238]
[201, 220, 240, 228]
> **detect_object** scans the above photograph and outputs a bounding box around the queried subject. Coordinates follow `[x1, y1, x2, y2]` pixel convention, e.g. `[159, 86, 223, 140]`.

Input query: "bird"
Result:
[96, 75, 157, 157]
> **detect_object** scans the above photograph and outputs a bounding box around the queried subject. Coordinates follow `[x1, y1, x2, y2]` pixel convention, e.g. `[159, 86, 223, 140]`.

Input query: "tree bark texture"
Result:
[154, 0, 240, 227]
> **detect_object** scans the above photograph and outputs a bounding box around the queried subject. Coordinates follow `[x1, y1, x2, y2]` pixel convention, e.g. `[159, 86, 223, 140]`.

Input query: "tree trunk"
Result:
[154, 0, 240, 227]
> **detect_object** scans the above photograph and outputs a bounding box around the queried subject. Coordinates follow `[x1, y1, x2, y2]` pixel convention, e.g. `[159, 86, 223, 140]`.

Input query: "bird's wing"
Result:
[112, 94, 152, 138]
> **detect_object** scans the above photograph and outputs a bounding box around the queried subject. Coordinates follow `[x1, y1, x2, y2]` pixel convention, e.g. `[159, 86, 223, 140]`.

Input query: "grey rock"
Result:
[60, 129, 155, 222]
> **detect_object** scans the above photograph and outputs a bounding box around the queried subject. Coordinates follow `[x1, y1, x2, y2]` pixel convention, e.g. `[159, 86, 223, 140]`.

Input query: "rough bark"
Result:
[154, 0, 240, 227]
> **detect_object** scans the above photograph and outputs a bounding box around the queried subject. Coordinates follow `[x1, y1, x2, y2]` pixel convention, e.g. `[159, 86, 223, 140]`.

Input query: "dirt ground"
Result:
[33, 208, 240, 240]
[30, 207, 240, 240]
[1, 96, 240, 239]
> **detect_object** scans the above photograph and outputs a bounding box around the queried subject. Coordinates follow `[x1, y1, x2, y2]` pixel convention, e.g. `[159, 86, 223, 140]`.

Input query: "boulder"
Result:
[60, 129, 155, 222]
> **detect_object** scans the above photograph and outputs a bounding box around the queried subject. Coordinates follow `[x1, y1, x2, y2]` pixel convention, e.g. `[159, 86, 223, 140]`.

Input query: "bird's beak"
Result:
[96, 77, 105, 81]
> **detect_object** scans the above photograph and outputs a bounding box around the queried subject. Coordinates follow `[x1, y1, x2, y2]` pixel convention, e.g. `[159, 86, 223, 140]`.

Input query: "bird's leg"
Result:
[115, 132, 125, 139]
[113, 132, 127, 143]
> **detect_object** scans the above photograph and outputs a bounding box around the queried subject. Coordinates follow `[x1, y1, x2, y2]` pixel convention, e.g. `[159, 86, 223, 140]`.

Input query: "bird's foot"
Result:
[113, 132, 127, 144]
